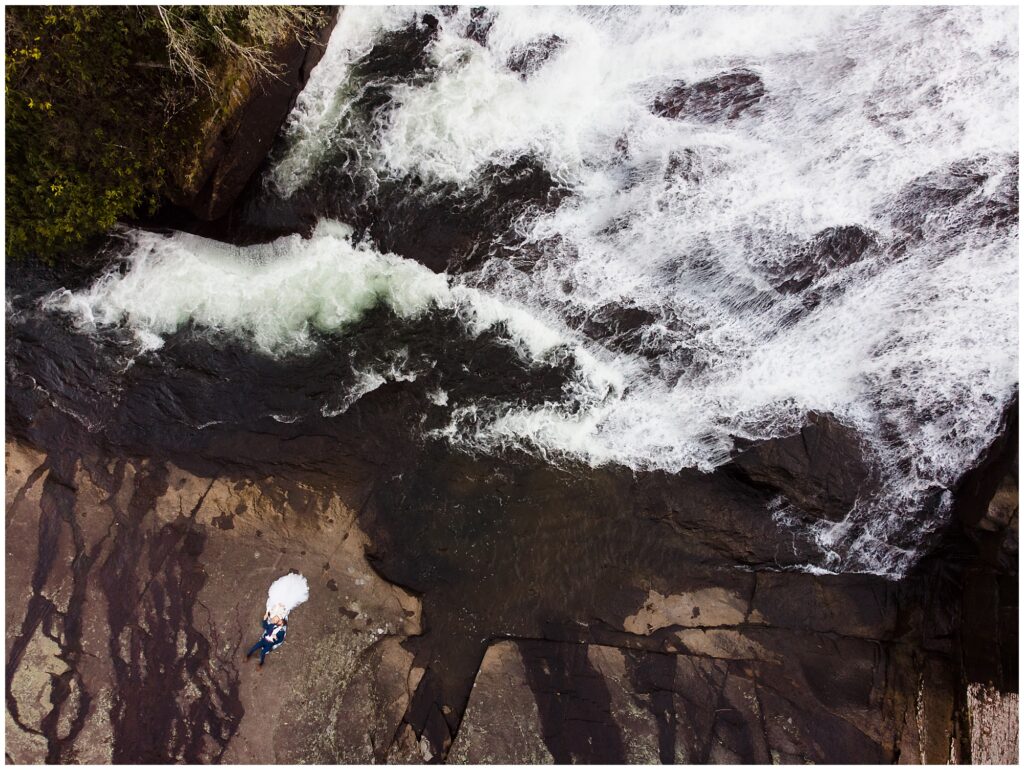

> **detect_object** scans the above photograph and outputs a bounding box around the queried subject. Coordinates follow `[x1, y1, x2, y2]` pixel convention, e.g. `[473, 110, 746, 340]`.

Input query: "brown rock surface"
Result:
[966, 683, 1019, 764]
[4, 439, 420, 764]
[450, 634, 901, 764]
[3, 354, 1016, 764]
[6, 421, 1016, 764]
[730, 411, 879, 521]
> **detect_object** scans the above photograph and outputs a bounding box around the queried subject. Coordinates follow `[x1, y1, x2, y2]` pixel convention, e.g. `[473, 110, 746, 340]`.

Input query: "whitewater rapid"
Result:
[45, 6, 1018, 575]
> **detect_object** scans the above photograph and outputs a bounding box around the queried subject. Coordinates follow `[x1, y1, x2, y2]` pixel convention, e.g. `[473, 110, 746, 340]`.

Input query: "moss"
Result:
[5, 5, 328, 263]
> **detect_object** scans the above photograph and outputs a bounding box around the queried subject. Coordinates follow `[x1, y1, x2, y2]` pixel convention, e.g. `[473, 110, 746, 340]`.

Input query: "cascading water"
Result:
[42, 5, 1018, 576]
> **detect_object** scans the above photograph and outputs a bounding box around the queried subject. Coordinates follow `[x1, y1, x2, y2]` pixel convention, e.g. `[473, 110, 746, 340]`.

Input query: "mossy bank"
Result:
[5, 5, 334, 263]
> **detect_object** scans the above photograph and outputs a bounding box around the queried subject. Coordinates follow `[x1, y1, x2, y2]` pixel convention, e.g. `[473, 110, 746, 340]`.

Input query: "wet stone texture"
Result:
[447, 577, 925, 765]
[6, 428, 1012, 764]
[652, 68, 766, 123]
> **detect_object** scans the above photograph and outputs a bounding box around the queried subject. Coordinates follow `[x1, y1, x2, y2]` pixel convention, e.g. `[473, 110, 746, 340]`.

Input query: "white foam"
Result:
[45, 222, 450, 354]
[45, 220, 621, 406]
[375, 6, 1016, 573]
[270, 6, 424, 196]
[50, 6, 1019, 576]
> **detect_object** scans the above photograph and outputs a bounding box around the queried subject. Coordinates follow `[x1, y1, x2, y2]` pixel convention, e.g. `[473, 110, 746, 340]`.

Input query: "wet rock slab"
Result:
[451, 630, 894, 764]
[4, 323, 1016, 764]
[4, 440, 422, 764]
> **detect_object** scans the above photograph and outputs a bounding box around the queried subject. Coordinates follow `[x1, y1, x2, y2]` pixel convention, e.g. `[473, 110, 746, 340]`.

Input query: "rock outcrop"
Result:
[888, 154, 1018, 239]
[463, 7, 494, 47]
[166, 11, 338, 221]
[775, 225, 879, 294]
[966, 684, 1019, 764]
[450, 602, 928, 765]
[228, 12, 568, 273]
[652, 68, 766, 123]
[506, 35, 566, 79]
[4, 440, 421, 764]
[729, 412, 878, 521]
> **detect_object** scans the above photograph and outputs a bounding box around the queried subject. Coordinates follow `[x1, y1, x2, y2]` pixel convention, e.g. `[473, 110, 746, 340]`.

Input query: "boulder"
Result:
[729, 412, 877, 521]
[979, 163, 1018, 230]
[464, 7, 493, 47]
[663, 147, 715, 184]
[890, 158, 987, 238]
[348, 12, 440, 116]
[652, 68, 765, 122]
[776, 224, 878, 294]
[577, 302, 658, 352]
[367, 154, 570, 273]
[888, 155, 1017, 239]
[507, 35, 566, 79]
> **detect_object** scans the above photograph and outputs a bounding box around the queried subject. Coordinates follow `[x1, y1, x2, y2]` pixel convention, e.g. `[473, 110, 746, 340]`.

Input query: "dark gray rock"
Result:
[748, 572, 899, 638]
[507, 35, 566, 79]
[576, 302, 658, 353]
[729, 412, 878, 521]
[776, 225, 878, 294]
[348, 12, 439, 116]
[652, 68, 765, 122]
[888, 154, 1018, 239]
[465, 7, 493, 47]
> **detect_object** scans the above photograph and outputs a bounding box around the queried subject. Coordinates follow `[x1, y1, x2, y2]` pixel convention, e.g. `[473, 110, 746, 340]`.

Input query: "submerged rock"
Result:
[888, 155, 1018, 239]
[776, 224, 878, 294]
[375, 154, 570, 273]
[652, 68, 766, 122]
[729, 412, 878, 521]
[464, 7, 494, 47]
[577, 302, 659, 352]
[349, 12, 440, 116]
[980, 163, 1019, 230]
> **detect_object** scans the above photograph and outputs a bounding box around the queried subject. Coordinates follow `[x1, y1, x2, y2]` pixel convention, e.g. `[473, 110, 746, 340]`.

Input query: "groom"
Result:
[246, 605, 288, 666]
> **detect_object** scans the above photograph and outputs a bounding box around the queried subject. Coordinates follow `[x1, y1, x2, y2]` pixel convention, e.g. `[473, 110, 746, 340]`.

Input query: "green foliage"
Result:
[5, 5, 326, 262]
